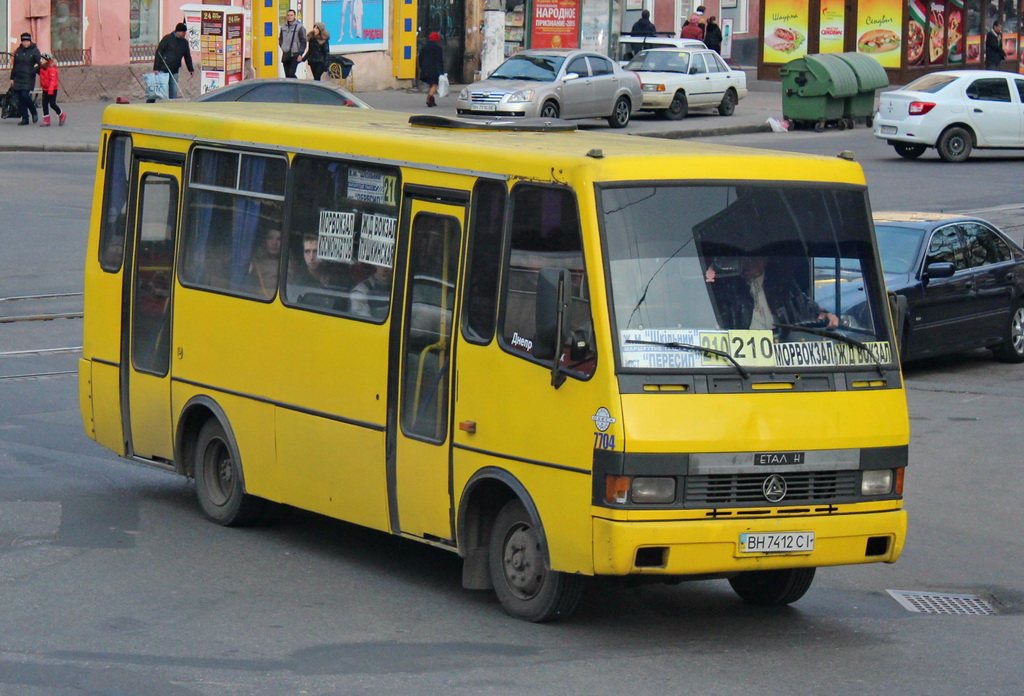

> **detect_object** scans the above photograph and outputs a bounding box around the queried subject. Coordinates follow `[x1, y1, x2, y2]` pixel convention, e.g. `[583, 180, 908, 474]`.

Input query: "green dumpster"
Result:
[832, 52, 889, 126]
[779, 54, 858, 131]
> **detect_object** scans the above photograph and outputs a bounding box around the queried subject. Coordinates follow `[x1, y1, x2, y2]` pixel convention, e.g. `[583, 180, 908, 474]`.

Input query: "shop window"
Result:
[51, 0, 83, 53]
[129, 0, 161, 48]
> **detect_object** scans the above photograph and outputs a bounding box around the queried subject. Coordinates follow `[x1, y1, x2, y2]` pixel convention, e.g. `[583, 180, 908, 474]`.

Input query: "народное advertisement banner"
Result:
[531, 0, 580, 49]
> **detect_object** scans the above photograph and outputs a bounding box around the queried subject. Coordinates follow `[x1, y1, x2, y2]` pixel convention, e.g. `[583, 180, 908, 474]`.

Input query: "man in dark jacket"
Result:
[8, 32, 41, 125]
[985, 22, 1006, 69]
[630, 10, 657, 36]
[708, 257, 838, 331]
[150, 22, 194, 101]
[418, 32, 445, 107]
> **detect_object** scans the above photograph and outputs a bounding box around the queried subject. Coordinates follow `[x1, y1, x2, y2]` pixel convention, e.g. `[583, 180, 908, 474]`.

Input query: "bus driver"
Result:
[706, 257, 839, 331]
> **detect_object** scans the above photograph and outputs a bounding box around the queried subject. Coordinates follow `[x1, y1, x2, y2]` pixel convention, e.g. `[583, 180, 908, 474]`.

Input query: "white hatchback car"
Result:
[874, 70, 1024, 162]
[624, 48, 747, 119]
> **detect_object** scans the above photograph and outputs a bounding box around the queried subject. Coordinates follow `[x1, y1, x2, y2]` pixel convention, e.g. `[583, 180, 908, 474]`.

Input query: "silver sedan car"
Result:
[455, 49, 643, 128]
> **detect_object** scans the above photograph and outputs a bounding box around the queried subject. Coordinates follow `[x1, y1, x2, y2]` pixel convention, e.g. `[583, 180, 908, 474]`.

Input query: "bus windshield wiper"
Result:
[626, 339, 749, 379]
[773, 323, 886, 376]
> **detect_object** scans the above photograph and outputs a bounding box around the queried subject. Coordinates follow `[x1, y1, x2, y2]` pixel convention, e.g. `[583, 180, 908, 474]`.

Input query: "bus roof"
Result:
[102, 101, 867, 186]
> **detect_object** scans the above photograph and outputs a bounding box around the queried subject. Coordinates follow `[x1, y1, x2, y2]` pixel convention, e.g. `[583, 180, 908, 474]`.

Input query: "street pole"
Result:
[481, 0, 504, 78]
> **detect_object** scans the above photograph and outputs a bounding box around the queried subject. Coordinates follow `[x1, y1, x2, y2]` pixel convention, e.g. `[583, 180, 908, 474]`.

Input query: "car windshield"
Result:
[874, 224, 924, 274]
[489, 54, 566, 81]
[625, 51, 690, 72]
[903, 74, 958, 93]
[600, 184, 895, 372]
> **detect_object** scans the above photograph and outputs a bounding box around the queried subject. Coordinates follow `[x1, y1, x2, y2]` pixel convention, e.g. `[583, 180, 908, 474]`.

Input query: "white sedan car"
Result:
[874, 70, 1024, 162]
[623, 48, 747, 119]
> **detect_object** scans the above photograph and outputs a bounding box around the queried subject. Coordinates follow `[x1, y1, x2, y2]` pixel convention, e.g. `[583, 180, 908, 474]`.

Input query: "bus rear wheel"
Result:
[728, 568, 816, 606]
[194, 419, 266, 526]
[488, 499, 584, 622]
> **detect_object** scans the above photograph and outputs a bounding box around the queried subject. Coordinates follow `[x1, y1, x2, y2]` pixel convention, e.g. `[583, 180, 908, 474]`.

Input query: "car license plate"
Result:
[739, 532, 814, 554]
[880, 125, 897, 134]
[470, 103, 497, 112]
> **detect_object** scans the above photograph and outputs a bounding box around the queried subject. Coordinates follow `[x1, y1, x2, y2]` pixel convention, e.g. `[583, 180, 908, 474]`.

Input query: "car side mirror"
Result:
[689, 66, 699, 74]
[924, 261, 956, 279]
[563, 72, 580, 81]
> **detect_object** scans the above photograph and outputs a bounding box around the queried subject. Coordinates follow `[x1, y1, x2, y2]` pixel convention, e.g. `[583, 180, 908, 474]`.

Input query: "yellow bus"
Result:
[80, 102, 908, 622]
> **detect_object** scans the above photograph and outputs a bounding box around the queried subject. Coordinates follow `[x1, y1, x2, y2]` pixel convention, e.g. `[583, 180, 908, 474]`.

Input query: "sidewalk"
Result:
[0, 75, 785, 153]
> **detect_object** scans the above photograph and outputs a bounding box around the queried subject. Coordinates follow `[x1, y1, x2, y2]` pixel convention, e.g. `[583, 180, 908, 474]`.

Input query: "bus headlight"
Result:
[631, 477, 676, 504]
[862, 469, 893, 495]
[507, 90, 535, 103]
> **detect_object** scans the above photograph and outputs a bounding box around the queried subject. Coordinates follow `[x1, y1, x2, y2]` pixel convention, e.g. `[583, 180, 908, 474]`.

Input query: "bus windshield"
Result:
[600, 183, 895, 372]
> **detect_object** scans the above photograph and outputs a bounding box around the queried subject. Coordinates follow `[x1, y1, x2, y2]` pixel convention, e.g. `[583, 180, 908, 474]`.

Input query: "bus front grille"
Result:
[684, 471, 859, 506]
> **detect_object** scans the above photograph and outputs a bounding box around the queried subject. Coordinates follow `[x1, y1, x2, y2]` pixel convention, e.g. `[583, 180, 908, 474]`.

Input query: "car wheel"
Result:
[717, 89, 737, 116]
[540, 100, 560, 119]
[936, 126, 973, 163]
[993, 302, 1024, 363]
[894, 143, 927, 160]
[728, 568, 816, 606]
[664, 92, 688, 120]
[607, 96, 631, 128]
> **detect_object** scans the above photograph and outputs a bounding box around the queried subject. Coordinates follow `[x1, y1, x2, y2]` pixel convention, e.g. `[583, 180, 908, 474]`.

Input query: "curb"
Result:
[638, 123, 773, 139]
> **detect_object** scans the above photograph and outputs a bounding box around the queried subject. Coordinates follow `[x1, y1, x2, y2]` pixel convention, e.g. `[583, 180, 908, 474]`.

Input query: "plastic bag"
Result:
[437, 73, 450, 98]
[143, 71, 170, 101]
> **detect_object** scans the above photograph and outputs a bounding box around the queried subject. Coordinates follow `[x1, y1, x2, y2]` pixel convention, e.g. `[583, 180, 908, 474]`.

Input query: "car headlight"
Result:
[642, 83, 666, 92]
[862, 469, 893, 495]
[507, 90, 534, 103]
[458, 87, 470, 100]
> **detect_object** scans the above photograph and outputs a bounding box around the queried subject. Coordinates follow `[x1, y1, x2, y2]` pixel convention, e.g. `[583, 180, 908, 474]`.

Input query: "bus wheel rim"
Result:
[502, 524, 544, 599]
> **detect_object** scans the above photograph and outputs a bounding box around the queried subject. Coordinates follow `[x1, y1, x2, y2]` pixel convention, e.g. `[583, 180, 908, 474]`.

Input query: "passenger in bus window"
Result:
[247, 228, 282, 298]
[350, 263, 392, 319]
[706, 257, 838, 330]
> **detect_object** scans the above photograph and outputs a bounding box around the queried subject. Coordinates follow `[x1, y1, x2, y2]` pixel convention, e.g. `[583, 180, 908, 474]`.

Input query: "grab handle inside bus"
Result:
[535, 267, 571, 389]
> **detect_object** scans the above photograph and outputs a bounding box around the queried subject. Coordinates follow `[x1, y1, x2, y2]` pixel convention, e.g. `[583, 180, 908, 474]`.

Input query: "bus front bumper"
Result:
[592, 509, 906, 575]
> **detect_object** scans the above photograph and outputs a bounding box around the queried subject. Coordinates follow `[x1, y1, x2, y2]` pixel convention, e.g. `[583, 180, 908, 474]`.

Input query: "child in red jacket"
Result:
[38, 53, 66, 127]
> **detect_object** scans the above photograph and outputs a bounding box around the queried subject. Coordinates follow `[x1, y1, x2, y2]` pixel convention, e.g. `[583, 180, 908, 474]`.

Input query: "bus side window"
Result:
[283, 156, 400, 321]
[98, 134, 131, 272]
[462, 179, 506, 343]
[179, 148, 286, 300]
[500, 185, 596, 377]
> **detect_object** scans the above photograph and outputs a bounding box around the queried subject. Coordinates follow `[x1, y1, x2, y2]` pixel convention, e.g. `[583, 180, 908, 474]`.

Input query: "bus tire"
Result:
[728, 567, 816, 606]
[488, 498, 584, 622]
[194, 418, 266, 527]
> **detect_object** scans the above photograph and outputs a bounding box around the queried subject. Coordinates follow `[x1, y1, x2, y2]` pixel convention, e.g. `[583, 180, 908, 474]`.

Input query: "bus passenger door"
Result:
[120, 162, 181, 461]
[389, 195, 467, 541]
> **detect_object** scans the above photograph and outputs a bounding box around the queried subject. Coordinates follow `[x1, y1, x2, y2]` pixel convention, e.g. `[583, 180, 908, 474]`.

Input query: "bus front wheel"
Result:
[728, 567, 816, 606]
[488, 499, 584, 622]
[194, 418, 266, 526]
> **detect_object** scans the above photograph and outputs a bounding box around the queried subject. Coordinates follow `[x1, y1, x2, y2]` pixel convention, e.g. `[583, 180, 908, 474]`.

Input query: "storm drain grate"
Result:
[886, 590, 996, 615]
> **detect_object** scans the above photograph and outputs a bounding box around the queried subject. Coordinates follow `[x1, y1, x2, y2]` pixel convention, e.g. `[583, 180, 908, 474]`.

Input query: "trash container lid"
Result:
[832, 52, 890, 91]
[780, 54, 858, 97]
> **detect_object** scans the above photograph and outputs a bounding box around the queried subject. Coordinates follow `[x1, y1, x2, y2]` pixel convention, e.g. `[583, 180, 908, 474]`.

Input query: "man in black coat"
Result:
[150, 22, 194, 101]
[630, 10, 657, 36]
[985, 22, 1006, 69]
[8, 32, 41, 125]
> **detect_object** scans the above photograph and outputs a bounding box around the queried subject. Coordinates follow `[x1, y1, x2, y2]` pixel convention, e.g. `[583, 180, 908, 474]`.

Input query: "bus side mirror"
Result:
[535, 267, 571, 388]
[888, 291, 908, 354]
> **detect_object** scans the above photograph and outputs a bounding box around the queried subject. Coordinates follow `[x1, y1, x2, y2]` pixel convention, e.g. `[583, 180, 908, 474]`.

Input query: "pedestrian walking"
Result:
[279, 10, 307, 78]
[38, 53, 66, 126]
[8, 32, 41, 125]
[419, 32, 445, 107]
[985, 22, 1006, 69]
[704, 16, 723, 54]
[149, 22, 194, 102]
[680, 14, 704, 40]
[302, 23, 331, 81]
[630, 10, 657, 36]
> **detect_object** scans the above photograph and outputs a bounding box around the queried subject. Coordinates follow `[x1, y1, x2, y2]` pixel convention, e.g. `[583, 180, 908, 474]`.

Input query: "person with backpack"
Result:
[37, 53, 66, 126]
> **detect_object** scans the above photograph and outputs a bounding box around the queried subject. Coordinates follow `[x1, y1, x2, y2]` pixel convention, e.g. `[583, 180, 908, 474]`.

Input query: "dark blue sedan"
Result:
[873, 212, 1024, 363]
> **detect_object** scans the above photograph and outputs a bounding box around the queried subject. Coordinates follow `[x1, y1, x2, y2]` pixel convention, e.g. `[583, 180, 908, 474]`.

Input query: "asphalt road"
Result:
[1, 152, 1022, 696]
